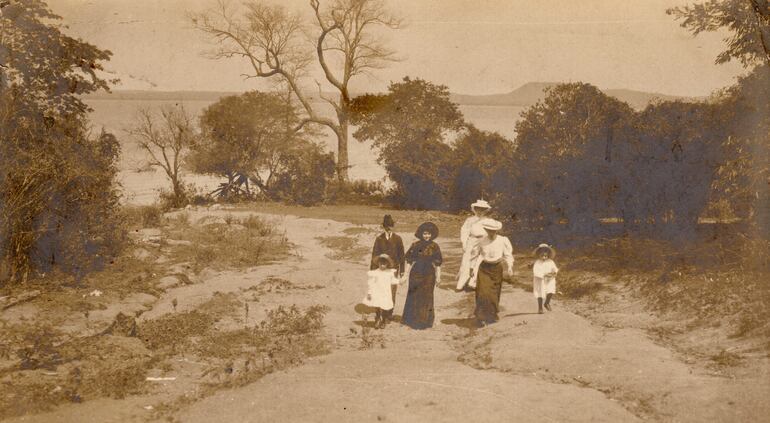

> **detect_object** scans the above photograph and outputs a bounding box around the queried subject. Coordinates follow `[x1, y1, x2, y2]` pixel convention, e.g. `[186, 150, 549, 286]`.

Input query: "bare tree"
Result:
[190, 0, 400, 182]
[128, 106, 196, 204]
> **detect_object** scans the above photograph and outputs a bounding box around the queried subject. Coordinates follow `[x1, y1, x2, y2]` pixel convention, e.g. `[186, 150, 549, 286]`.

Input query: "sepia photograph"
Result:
[1, 0, 769, 421]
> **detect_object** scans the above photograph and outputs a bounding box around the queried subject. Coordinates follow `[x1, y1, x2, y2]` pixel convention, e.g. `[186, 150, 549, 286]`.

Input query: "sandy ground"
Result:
[9, 209, 769, 422]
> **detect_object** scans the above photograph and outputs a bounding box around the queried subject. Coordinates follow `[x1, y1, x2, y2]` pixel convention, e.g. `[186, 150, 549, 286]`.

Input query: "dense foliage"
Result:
[667, 0, 770, 67]
[353, 74, 768, 241]
[0, 1, 122, 282]
[712, 64, 770, 236]
[191, 91, 334, 205]
[352, 77, 464, 209]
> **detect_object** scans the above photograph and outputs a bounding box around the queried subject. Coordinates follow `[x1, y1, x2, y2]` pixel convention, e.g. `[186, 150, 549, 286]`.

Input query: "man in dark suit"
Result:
[370, 214, 405, 321]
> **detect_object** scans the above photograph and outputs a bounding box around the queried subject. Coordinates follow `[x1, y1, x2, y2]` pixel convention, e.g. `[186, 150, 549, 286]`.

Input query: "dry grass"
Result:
[557, 273, 608, 299]
[232, 202, 466, 236]
[0, 287, 330, 420]
[151, 304, 331, 420]
[240, 277, 323, 301]
[0, 327, 155, 419]
[555, 235, 770, 340]
[164, 218, 290, 273]
[316, 235, 370, 261]
[123, 204, 163, 229]
[356, 315, 386, 350]
[138, 311, 216, 352]
[343, 226, 377, 236]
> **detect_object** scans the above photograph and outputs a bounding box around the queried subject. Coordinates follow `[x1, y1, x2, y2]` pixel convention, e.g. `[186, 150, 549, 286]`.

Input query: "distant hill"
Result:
[83, 89, 350, 103]
[451, 82, 702, 110]
[83, 90, 240, 101]
[83, 83, 702, 110]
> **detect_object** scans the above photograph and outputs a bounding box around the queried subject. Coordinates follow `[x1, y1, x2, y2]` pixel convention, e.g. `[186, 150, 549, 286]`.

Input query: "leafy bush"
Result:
[0, 1, 123, 282]
[711, 65, 770, 238]
[270, 141, 336, 206]
[325, 179, 386, 204]
[156, 182, 212, 211]
[191, 91, 322, 203]
[123, 205, 163, 228]
[352, 77, 465, 210]
[0, 119, 125, 280]
[449, 126, 515, 211]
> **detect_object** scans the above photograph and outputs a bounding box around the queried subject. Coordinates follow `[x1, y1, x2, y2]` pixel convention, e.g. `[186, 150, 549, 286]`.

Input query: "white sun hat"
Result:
[470, 199, 491, 209]
[480, 218, 502, 231]
[533, 244, 556, 258]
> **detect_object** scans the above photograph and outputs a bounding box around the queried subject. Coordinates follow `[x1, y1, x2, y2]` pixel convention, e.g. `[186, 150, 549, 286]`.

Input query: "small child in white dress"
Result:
[532, 244, 558, 314]
[363, 254, 400, 328]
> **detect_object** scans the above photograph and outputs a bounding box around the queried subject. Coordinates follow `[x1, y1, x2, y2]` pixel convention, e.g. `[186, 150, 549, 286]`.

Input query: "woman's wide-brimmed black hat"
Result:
[414, 221, 439, 240]
[382, 214, 395, 228]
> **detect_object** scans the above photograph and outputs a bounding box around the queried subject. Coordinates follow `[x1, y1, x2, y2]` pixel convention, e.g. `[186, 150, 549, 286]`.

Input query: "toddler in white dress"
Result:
[532, 244, 558, 314]
[363, 254, 400, 328]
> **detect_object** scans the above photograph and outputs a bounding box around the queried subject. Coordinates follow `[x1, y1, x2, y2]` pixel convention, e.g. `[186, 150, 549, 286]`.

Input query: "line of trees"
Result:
[2, 0, 766, 283]
[129, 90, 338, 207]
[345, 0, 769, 240]
[350, 68, 768, 239]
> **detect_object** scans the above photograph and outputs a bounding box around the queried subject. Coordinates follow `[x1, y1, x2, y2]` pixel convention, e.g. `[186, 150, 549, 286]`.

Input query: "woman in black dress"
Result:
[402, 222, 442, 329]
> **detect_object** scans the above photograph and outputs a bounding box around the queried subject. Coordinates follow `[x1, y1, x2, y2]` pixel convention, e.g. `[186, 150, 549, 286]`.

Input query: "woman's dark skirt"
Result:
[475, 261, 503, 324]
[402, 271, 435, 329]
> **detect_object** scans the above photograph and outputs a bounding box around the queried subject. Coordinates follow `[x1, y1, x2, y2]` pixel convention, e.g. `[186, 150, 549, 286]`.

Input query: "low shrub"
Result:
[325, 179, 386, 205]
[157, 183, 213, 212]
[165, 220, 290, 272]
[238, 215, 275, 236]
[138, 310, 216, 352]
[123, 205, 163, 229]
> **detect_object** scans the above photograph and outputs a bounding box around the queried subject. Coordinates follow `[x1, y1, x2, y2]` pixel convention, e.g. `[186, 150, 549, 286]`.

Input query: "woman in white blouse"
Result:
[456, 199, 491, 291]
[469, 219, 514, 326]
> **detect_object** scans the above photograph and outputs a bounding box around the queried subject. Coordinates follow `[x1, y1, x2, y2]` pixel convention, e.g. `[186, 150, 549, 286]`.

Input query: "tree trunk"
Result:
[172, 178, 184, 201]
[336, 114, 350, 184]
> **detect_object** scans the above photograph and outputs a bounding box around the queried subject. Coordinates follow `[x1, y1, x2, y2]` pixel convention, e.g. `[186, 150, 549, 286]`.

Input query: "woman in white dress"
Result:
[470, 219, 514, 326]
[456, 199, 491, 291]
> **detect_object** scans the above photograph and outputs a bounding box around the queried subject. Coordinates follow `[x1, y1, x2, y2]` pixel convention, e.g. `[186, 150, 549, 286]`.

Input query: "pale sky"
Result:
[48, 0, 746, 97]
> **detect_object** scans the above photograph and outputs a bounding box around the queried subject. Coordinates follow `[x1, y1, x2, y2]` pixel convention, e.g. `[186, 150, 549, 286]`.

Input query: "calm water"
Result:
[85, 98, 525, 204]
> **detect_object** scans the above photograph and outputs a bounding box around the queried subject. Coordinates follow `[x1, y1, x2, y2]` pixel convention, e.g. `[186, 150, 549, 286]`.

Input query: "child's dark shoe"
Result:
[538, 308, 544, 314]
[544, 303, 552, 311]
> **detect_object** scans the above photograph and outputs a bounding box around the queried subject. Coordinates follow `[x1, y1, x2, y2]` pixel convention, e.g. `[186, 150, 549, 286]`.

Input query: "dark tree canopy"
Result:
[352, 77, 465, 209]
[1, 0, 121, 281]
[450, 126, 515, 211]
[0, 0, 114, 114]
[512, 83, 635, 232]
[668, 0, 770, 66]
[191, 90, 333, 204]
[712, 64, 770, 235]
[193, 91, 303, 197]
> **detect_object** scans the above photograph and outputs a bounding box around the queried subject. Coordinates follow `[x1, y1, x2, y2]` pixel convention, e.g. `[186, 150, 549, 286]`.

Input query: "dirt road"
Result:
[12, 210, 769, 422]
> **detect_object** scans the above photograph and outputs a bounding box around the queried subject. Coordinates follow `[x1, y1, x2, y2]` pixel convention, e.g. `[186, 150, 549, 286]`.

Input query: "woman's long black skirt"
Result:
[475, 261, 503, 324]
[402, 271, 435, 329]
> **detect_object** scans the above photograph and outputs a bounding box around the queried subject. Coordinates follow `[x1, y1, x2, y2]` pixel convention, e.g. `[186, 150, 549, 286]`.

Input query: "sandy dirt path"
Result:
[11, 211, 768, 422]
[175, 214, 643, 423]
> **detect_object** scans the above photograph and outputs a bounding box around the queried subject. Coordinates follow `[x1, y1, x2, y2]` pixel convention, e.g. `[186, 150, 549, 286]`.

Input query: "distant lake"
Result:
[84, 98, 525, 204]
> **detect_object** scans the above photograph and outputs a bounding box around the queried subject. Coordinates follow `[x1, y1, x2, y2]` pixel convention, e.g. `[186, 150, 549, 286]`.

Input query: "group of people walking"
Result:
[362, 200, 559, 330]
